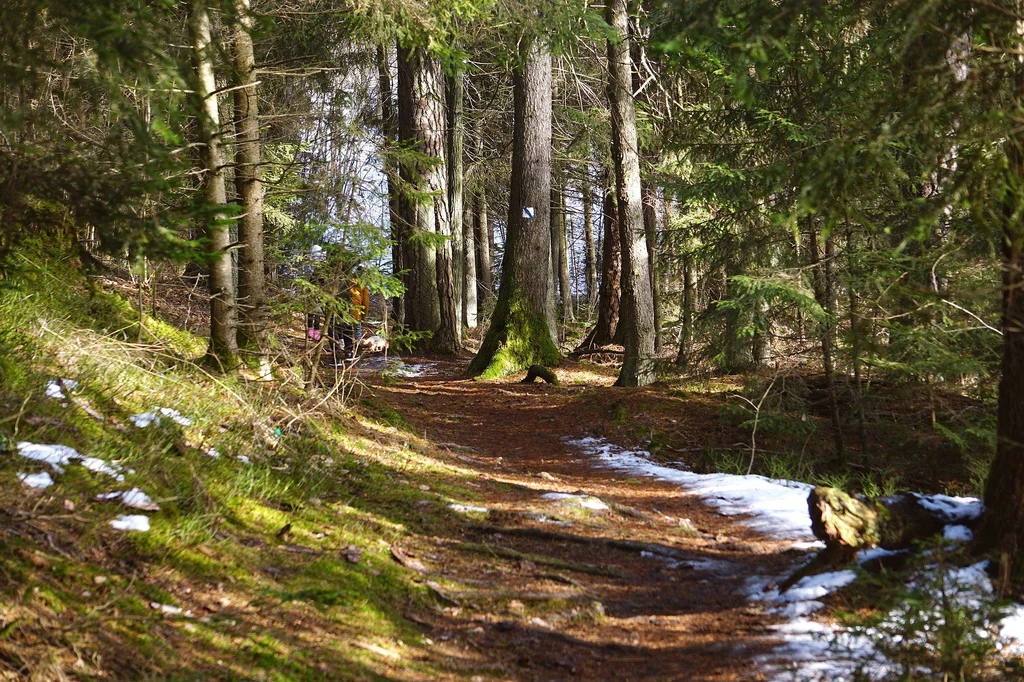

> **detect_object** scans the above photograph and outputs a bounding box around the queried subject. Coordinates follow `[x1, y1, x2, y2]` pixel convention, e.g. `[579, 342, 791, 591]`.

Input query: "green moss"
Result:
[469, 290, 559, 379]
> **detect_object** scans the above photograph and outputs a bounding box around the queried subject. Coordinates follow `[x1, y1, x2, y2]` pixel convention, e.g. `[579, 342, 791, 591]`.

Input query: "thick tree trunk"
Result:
[977, 60, 1024, 579]
[468, 37, 558, 378]
[579, 172, 622, 349]
[607, 0, 656, 387]
[642, 180, 663, 354]
[378, 45, 404, 327]
[397, 46, 443, 339]
[583, 171, 598, 308]
[230, 0, 264, 357]
[189, 0, 238, 370]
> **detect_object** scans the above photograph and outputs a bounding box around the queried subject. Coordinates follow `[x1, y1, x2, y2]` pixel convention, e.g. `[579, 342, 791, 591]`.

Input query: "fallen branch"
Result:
[457, 541, 622, 577]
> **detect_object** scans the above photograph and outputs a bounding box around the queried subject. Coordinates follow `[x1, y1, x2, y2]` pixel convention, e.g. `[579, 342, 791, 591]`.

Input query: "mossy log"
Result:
[521, 365, 559, 385]
[808, 486, 951, 556]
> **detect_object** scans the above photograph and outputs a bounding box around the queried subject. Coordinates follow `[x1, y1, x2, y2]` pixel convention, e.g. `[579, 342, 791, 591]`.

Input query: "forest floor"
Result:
[357, 356, 814, 681]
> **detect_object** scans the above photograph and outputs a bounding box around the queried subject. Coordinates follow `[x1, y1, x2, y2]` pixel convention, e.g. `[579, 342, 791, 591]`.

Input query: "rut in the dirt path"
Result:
[368, 359, 808, 682]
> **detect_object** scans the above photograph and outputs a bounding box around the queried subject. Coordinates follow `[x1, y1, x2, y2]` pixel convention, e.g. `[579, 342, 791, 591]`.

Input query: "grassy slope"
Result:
[0, 249, 486, 681]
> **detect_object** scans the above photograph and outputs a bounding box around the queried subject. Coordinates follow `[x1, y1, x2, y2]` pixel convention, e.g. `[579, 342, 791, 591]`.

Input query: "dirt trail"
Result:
[370, 358, 805, 682]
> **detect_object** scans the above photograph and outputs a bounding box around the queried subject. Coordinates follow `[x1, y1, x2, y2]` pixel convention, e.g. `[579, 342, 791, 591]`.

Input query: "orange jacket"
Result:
[349, 281, 370, 321]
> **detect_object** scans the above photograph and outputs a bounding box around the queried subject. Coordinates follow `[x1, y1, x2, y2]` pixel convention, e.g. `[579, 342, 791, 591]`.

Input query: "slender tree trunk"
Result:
[378, 44, 404, 327]
[397, 46, 443, 339]
[189, 0, 238, 369]
[847, 229, 869, 458]
[607, 0, 655, 386]
[977, 57, 1024, 578]
[231, 0, 264, 357]
[550, 174, 562, 321]
[811, 223, 846, 463]
[583, 170, 598, 308]
[676, 251, 693, 367]
[552, 168, 573, 323]
[444, 68, 465, 350]
[475, 186, 492, 303]
[463, 196, 477, 328]
[580, 170, 622, 349]
[642, 180, 663, 353]
[468, 37, 558, 378]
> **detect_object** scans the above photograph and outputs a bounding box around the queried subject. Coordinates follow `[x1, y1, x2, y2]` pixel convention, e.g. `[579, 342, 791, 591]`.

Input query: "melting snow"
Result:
[110, 515, 150, 532]
[540, 491, 609, 510]
[448, 503, 489, 514]
[16, 442, 124, 481]
[17, 472, 54, 489]
[45, 379, 78, 401]
[569, 437, 814, 539]
[130, 408, 193, 428]
[97, 488, 159, 511]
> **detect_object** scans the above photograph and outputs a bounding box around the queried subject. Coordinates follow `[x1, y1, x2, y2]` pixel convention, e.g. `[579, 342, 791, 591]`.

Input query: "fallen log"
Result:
[808, 486, 952, 555]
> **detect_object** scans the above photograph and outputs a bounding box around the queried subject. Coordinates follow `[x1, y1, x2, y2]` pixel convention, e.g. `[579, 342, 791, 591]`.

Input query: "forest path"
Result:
[367, 358, 805, 681]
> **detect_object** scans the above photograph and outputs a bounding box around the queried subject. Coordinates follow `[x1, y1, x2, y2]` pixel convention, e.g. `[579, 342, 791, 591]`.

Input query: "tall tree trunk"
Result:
[976, 57, 1024, 579]
[642, 180, 663, 353]
[463, 196, 478, 328]
[607, 0, 655, 387]
[474, 118, 493, 306]
[583, 169, 598, 308]
[445, 68, 465, 350]
[468, 37, 558, 378]
[676, 251, 694, 367]
[378, 44, 404, 327]
[475, 186, 492, 304]
[189, 0, 238, 369]
[550, 174, 562, 322]
[552, 168, 573, 324]
[397, 46, 443, 339]
[811, 223, 846, 463]
[579, 170, 622, 349]
[231, 0, 264, 357]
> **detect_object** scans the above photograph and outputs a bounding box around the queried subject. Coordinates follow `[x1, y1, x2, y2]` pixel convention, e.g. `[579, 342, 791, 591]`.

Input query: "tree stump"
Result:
[521, 365, 559, 386]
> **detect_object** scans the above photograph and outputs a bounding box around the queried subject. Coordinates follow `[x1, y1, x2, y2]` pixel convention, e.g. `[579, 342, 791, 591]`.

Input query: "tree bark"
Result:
[579, 170, 622, 349]
[440, 68, 464, 353]
[468, 37, 558, 378]
[552, 168, 573, 323]
[676, 250, 694, 367]
[378, 44, 404, 328]
[810, 223, 847, 463]
[474, 118, 493, 306]
[397, 45, 443, 339]
[189, 0, 238, 370]
[230, 0, 264, 357]
[977, 57, 1024, 580]
[642, 180, 663, 354]
[583, 169, 598, 308]
[464, 191, 478, 329]
[607, 0, 656, 387]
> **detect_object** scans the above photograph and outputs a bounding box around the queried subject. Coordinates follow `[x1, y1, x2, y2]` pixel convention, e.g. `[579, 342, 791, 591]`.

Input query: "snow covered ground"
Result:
[569, 436, 1024, 679]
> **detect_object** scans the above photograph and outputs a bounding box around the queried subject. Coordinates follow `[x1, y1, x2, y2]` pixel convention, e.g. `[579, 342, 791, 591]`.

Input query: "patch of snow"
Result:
[448, 503, 489, 514]
[857, 547, 905, 564]
[130, 407, 193, 428]
[236, 455, 251, 464]
[569, 437, 814, 540]
[16, 442, 123, 481]
[45, 379, 77, 401]
[791, 541, 826, 551]
[943, 524, 973, 542]
[97, 488, 159, 511]
[540, 491, 609, 510]
[110, 514, 150, 532]
[204, 447, 220, 458]
[781, 571, 857, 603]
[17, 472, 54, 489]
[913, 493, 982, 523]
